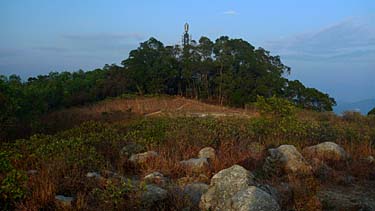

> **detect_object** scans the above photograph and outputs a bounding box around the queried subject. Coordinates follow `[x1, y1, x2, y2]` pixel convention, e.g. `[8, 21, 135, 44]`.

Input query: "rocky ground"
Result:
[51, 141, 375, 210]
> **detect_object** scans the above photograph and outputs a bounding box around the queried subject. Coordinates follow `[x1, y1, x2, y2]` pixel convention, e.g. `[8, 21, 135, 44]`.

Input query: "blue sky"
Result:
[0, 0, 374, 102]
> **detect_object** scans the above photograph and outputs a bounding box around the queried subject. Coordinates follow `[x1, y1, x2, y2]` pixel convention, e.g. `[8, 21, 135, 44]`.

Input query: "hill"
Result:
[0, 35, 335, 141]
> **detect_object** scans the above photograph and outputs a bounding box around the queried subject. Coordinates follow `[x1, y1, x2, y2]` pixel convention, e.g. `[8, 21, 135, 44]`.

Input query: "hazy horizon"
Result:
[1, 0, 374, 103]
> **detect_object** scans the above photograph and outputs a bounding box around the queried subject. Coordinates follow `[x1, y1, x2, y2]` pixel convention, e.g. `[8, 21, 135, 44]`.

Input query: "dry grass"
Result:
[42, 96, 257, 132]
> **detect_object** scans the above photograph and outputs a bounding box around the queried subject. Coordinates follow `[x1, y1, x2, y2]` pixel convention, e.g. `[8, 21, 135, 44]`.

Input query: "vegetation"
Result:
[0, 97, 374, 210]
[368, 107, 375, 116]
[1, 36, 335, 141]
[5, 34, 370, 210]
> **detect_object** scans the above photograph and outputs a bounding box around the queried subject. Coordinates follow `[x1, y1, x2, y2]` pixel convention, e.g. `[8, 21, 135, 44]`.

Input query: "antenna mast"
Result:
[182, 23, 190, 46]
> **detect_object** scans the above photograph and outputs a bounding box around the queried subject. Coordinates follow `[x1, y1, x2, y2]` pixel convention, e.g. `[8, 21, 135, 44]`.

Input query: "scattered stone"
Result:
[180, 157, 209, 173]
[27, 170, 38, 175]
[263, 145, 312, 176]
[183, 182, 209, 207]
[230, 186, 281, 211]
[86, 172, 101, 179]
[365, 156, 374, 164]
[120, 142, 146, 158]
[200, 165, 257, 210]
[198, 147, 216, 161]
[129, 151, 158, 164]
[303, 142, 348, 162]
[144, 171, 167, 186]
[55, 195, 74, 207]
[141, 184, 168, 208]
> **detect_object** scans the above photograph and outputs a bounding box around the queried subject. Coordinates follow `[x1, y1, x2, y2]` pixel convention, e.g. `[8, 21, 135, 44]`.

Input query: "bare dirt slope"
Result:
[42, 96, 257, 132]
[56, 96, 256, 118]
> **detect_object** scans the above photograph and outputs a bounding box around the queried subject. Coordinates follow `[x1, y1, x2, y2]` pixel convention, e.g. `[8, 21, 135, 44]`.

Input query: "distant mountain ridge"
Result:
[334, 98, 375, 115]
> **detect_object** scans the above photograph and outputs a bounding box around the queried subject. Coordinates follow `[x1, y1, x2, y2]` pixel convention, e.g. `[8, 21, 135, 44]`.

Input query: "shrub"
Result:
[0, 152, 27, 210]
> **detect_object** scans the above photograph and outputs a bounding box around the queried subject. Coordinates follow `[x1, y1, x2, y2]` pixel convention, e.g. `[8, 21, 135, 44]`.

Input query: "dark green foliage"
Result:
[0, 36, 335, 141]
[0, 152, 27, 210]
[368, 107, 375, 116]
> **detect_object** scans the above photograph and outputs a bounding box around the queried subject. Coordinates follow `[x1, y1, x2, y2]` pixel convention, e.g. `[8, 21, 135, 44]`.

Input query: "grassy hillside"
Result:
[1, 96, 375, 210]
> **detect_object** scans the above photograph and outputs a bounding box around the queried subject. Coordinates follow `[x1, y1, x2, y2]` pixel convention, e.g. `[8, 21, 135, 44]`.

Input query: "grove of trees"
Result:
[0, 36, 336, 141]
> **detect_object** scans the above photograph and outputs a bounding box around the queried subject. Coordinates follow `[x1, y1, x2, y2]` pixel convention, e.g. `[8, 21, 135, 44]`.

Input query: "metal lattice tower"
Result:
[182, 23, 191, 46]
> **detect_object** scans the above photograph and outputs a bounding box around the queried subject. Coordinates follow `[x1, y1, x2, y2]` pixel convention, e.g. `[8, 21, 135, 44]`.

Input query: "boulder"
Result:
[303, 142, 347, 162]
[198, 147, 216, 161]
[365, 156, 374, 164]
[27, 170, 38, 175]
[120, 142, 146, 158]
[144, 171, 167, 186]
[180, 157, 209, 173]
[129, 151, 158, 164]
[263, 145, 312, 176]
[86, 172, 101, 179]
[200, 165, 257, 210]
[183, 182, 209, 207]
[230, 186, 280, 211]
[141, 184, 168, 208]
[55, 195, 74, 208]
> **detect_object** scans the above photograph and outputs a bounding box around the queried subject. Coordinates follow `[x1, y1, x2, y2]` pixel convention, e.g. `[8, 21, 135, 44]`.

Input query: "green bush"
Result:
[0, 152, 27, 210]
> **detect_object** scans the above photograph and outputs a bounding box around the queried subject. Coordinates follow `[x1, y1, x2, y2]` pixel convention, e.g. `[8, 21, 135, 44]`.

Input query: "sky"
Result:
[0, 0, 374, 102]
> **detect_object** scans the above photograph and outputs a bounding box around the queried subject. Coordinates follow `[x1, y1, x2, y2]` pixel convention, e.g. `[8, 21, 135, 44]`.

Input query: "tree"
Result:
[368, 107, 375, 116]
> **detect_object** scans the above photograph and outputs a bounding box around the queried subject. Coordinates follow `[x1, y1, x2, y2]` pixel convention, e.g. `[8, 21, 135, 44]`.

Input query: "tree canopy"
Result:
[0, 36, 336, 141]
[368, 107, 375, 116]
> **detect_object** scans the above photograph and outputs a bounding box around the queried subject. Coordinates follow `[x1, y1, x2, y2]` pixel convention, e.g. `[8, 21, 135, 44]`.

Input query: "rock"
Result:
[86, 172, 101, 179]
[180, 158, 209, 173]
[55, 195, 74, 207]
[263, 145, 312, 176]
[144, 171, 167, 186]
[230, 186, 281, 211]
[141, 184, 168, 208]
[200, 165, 256, 210]
[365, 156, 374, 164]
[303, 142, 348, 162]
[183, 182, 209, 207]
[129, 151, 158, 164]
[27, 170, 38, 175]
[259, 184, 279, 203]
[198, 147, 216, 161]
[120, 142, 146, 158]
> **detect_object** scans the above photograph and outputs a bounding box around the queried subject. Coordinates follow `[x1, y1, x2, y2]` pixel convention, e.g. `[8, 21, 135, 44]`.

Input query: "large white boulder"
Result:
[263, 145, 312, 176]
[303, 142, 348, 162]
[200, 165, 259, 210]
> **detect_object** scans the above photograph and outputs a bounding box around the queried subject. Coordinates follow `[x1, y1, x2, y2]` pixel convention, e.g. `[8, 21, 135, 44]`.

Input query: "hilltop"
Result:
[1, 35, 335, 141]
